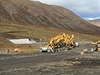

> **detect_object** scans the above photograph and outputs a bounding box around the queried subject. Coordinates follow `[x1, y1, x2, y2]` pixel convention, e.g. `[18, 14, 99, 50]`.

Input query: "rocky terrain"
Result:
[0, 44, 100, 75]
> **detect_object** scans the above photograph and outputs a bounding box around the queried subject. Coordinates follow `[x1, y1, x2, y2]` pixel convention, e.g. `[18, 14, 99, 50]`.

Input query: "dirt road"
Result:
[0, 44, 100, 75]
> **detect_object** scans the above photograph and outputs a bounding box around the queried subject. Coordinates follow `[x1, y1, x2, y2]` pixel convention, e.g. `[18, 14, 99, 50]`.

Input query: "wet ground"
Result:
[0, 44, 100, 75]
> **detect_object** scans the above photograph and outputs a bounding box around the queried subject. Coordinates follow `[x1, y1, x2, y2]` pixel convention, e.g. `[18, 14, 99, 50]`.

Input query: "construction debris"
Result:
[81, 49, 88, 54]
[14, 48, 21, 52]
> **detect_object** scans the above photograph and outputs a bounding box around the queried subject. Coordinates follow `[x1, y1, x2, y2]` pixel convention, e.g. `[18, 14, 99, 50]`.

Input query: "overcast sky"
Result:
[32, 0, 100, 20]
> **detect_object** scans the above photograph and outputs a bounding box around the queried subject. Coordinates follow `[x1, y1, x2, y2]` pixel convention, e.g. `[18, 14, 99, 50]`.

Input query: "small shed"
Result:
[9, 38, 36, 44]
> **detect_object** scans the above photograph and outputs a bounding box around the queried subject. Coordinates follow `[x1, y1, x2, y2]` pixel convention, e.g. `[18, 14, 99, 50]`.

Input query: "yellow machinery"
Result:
[39, 33, 78, 52]
[92, 40, 100, 45]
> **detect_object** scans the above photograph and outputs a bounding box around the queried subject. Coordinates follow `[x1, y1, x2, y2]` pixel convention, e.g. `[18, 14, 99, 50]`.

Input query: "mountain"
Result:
[88, 19, 100, 27]
[0, 0, 100, 36]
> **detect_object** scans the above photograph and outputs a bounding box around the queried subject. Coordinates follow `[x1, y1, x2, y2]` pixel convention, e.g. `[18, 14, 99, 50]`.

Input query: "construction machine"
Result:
[95, 43, 100, 51]
[92, 40, 100, 45]
[39, 33, 79, 52]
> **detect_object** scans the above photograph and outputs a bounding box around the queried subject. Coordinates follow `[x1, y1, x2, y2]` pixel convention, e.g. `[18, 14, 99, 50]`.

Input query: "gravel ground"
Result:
[0, 44, 100, 75]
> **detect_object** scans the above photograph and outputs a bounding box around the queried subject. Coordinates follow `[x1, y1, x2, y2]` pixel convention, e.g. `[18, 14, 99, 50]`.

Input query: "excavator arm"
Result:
[39, 33, 78, 52]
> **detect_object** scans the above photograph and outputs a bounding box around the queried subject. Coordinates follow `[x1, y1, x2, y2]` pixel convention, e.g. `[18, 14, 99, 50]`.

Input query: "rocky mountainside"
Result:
[0, 0, 100, 35]
[88, 19, 100, 27]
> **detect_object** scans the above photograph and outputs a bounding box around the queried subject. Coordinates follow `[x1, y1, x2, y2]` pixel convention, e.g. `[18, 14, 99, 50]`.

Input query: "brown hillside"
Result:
[0, 0, 100, 35]
[88, 19, 100, 27]
[0, 0, 100, 53]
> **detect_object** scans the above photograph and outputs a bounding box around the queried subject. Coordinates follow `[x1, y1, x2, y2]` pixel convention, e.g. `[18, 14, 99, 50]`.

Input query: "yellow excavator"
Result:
[39, 33, 79, 52]
[92, 40, 100, 45]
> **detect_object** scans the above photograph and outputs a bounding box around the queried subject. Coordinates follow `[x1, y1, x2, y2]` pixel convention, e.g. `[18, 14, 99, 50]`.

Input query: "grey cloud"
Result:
[31, 0, 100, 20]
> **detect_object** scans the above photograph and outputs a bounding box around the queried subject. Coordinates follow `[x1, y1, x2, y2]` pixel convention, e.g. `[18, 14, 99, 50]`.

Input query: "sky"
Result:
[32, 0, 100, 20]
